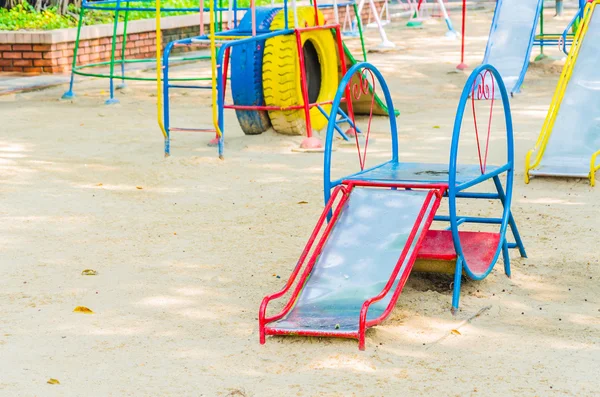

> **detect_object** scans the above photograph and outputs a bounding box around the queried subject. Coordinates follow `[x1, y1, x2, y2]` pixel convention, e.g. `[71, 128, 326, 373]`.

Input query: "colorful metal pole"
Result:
[106, 0, 122, 104]
[61, 5, 85, 99]
[292, 0, 299, 28]
[437, 0, 458, 38]
[155, 0, 169, 155]
[199, 0, 204, 35]
[295, 29, 313, 140]
[251, 0, 256, 36]
[353, 2, 367, 61]
[369, 0, 394, 48]
[535, 2, 547, 61]
[333, 0, 339, 25]
[218, 0, 223, 33]
[117, 1, 130, 90]
[457, 0, 467, 70]
[209, 0, 223, 158]
[222, 47, 231, 98]
[161, 44, 174, 156]
[407, 0, 423, 27]
[227, 0, 234, 29]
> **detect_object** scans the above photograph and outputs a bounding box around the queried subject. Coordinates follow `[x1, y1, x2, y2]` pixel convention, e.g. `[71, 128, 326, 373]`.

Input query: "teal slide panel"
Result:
[480, 0, 542, 96]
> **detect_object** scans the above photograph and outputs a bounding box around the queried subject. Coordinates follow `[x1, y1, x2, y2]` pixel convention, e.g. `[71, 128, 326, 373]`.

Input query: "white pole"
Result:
[378, 0, 390, 26]
[356, 0, 366, 18]
[437, 0, 459, 38]
[367, 0, 395, 48]
[333, 0, 339, 25]
[292, 0, 299, 28]
[343, 4, 351, 31]
[227, 0, 234, 29]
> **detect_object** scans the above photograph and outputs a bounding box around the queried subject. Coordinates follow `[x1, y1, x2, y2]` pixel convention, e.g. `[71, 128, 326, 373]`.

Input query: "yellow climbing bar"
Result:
[210, 0, 223, 140]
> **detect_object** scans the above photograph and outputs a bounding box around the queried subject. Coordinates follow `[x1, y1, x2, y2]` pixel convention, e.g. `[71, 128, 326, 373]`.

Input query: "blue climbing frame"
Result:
[162, 3, 355, 158]
[323, 62, 527, 311]
[161, 27, 286, 157]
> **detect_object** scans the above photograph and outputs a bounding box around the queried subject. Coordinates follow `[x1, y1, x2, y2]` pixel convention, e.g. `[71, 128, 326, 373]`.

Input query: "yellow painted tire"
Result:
[262, 7, 339, 135]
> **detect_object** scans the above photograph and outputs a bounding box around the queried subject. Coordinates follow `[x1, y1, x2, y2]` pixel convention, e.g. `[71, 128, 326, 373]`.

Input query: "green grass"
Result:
[0, 0, 270, 31]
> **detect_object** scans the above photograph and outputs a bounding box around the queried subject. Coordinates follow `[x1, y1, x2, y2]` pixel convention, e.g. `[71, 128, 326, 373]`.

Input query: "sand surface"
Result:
[1, 5, 599, 396]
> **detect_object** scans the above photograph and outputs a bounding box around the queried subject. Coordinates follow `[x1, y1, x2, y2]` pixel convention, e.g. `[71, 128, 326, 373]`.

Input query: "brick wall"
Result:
[0, 25, 208, 74]
[0, 1, 387, 75]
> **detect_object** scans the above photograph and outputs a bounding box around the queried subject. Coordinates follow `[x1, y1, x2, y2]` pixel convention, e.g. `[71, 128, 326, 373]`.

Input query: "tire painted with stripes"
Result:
[230, 8, 280, 135]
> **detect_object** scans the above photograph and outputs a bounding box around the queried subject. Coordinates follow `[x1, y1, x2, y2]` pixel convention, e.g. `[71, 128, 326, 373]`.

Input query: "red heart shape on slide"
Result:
[471, 70, 495, 174]
[348, 69, 376, 171]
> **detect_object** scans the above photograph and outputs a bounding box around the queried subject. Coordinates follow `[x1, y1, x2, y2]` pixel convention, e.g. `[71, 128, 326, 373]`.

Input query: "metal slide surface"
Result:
[482, 0, 541, 95]
[531, 8, 600, 177]
[269, 188, 437, 334]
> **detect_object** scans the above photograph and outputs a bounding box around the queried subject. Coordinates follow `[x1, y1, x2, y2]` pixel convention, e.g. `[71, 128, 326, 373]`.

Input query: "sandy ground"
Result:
[1, 5, 600, 396]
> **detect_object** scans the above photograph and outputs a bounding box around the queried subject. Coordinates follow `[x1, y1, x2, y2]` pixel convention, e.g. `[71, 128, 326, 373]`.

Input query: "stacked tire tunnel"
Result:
[230, 6, 340, 136]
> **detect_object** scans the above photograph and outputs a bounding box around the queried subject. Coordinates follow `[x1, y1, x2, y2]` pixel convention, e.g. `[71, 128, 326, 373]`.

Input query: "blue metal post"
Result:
[162, 42, 175, 156]
[502, 240, 511, 277]
[492, 175, 527, 258]
[62, 4, 85, 99]
[117, 0, 131, 90]
[105, 0, 122, 105]
[217, 44, 227, 159]
[451, 257, 463, 313]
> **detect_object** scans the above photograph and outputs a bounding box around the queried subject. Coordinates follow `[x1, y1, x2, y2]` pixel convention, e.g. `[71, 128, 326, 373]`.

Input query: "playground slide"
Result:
[342, 43, 399, 116]
[527, 3, 600, 181]
[481, 0, 542, 95]
[261, 63, 526, 349]
[261, 187, 440, 344]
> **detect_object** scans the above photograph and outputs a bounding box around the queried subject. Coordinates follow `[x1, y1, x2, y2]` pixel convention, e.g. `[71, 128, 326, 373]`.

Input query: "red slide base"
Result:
[417, 230, 501, 275]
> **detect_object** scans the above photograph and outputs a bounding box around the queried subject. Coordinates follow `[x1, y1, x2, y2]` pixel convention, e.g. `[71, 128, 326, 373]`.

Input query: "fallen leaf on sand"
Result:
[47, 378, 60, 385]
[96, 183, 103, 186]
[451, 329, 461, 335]
[73, 306, 94, 314]
[81, 269, 97, 276]
[433, 126, 440, 129]
[297, 201, 308, 205]
[136, 186, 143, 190]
